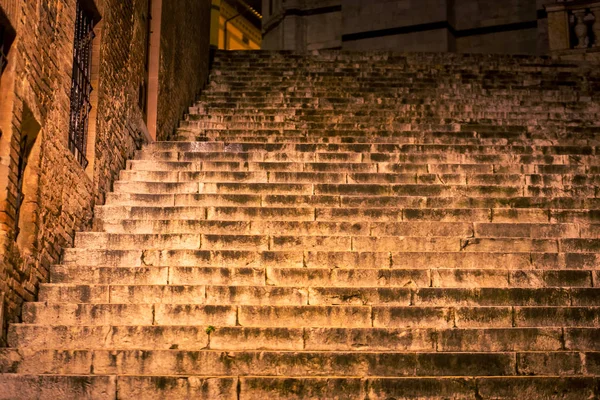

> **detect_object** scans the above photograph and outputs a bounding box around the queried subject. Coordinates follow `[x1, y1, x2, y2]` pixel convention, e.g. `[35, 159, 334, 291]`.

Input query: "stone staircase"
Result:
[1, 50, 600, 399]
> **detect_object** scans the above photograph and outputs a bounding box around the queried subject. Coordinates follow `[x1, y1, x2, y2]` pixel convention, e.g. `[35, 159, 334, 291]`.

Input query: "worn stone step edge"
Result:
[59, 249, 600, 269]
[96, 220, 598, 239]
[2, 348, 600, 377]
[21, 303, 600, 328]
[36, 283, 600, 305]
[9, 325, 593, 351]
[0, 374, 597, 400]
[48, 265, 600, 288]
[73, 233, 599, 253]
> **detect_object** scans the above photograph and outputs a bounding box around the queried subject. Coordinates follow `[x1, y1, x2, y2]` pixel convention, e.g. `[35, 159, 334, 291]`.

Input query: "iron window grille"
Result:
[0, 25, 8, 75]
[14, 134, 29, 239]
[139, 0, 152, 119]
[69, 2, 95, 168]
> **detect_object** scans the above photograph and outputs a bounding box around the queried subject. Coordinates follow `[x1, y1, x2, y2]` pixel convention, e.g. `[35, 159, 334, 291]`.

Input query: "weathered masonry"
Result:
[262, 0, 600, 60]
[1, 0, 600, 398]
[0, 0, 211, 344]
[1, 49, 600, 397]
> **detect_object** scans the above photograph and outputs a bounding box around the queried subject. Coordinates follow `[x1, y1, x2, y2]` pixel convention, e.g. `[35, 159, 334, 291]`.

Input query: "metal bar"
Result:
[0, 26, 7, 75]
[68, 2, 95, 168]
[14, 134, 28, 239]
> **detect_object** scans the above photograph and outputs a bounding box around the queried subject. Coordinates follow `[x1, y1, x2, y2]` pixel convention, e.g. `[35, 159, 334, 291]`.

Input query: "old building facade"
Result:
[213, 0, 262, 50]
[0, 0, 211, 343]
[262, 0, 600, 59]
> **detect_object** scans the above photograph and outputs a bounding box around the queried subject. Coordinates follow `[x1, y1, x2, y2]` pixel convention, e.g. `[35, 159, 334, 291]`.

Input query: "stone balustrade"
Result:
[546, 0, 600, 56]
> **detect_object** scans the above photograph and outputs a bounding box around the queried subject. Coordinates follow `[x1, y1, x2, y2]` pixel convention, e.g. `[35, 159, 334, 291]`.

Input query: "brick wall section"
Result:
[0, 0, 211, 343]
[156, 1, 211, 141]
[92, 0, 150, 206]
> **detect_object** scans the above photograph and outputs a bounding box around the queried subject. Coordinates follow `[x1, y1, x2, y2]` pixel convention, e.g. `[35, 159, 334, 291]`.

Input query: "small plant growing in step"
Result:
[206, 325, 216, 334]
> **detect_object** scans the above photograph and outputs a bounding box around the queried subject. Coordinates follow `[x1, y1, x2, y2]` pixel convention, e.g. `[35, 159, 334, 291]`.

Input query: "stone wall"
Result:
[263, 0, 550, 54]
[0, 0, 210, 343]
[156, 1, 211, 141]
[451, 0, 540, 54]
[262, 0, 342, 51]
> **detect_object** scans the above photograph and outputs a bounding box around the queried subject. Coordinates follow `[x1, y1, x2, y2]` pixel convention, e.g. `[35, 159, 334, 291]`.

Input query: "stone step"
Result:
[183, 124, 599, 138]
[209, 65, 580, 73]
[206, 70, 588, 79]
[100, 193, 600, 214]
[178, 136, 598, 150]
[209, 64, 589, 75]
[193, 111, 595, 121]
[189, 112, 595, 125]
[182, 118, 594, 130]
[118, 169, 600, 188]
[198, 92, 592, 103]
[135, 150, 600, 166]
[73, 232, 599, 253]
[36, 283, 600, 307]
[187, 111, 595, 125]
[209, 71, 591, 81]
[96, 219, 591, 238]
[61, 248, 600, 269]
[192, 108, 594, 120]
[0, 375, 118, 400]
[192, 136, 598, 148]
[48, 264, 598, 288]
[209, 68, 591, 79]
[201, 82, 586, 91]
[0, 374, 598, 400]
[38, 284, 308, 305]
[208, 72, 591, 83]
[49, 264, 599, 288]
[93, 203, 594, 225]
[266, 267, 597, 288]
[112, 181, 599, 199]
[203, 83, 591, 94]
[146, 138, 598, 158]
[141, 142, 599, 156]
[23, 300, 600, 328]
[187, 135, 595, 147]
[96, 220, 465, 236]
[127, 160, 597, 175]
[185, 112, 594, 122]
[189, 104, 591, 114]
[22, 302, 600, 328]
[1, 348, 600, 377]
[188, 121, 597, 134]
[49, 265, 265, 285]
[204, 78, 587, 87]
[211, 52, 582, 63]
[203, 85, 594, 97]
[8, 325, 587, 352]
